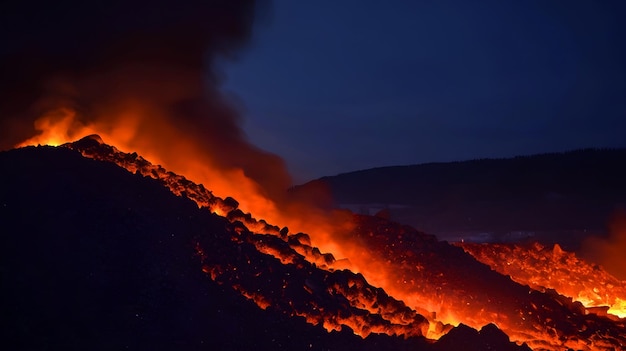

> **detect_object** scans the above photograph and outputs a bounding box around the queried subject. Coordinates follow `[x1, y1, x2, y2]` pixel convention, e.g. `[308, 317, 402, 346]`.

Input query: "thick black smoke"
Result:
[0, 0, 291, 198]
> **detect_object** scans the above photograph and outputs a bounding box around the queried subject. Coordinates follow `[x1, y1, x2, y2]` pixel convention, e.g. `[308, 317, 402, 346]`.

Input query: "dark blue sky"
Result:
[221, 0, 626, 182]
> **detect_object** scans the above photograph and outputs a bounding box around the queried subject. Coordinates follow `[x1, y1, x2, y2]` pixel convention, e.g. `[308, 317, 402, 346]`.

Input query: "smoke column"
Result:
[0, 0, 293, 200]
[582, 208, 626, 280]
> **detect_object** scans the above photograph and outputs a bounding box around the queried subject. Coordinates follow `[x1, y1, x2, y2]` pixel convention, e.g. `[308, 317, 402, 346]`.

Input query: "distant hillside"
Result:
[292, 149, 626, 249]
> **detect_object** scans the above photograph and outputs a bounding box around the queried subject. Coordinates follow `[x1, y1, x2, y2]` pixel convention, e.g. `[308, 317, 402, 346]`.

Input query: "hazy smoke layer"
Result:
[0, 0, 291, 198]
[582, 209, 626, 280]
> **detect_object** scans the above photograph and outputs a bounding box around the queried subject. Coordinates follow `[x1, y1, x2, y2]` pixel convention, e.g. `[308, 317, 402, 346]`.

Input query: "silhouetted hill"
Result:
[292, 149, 626, 249]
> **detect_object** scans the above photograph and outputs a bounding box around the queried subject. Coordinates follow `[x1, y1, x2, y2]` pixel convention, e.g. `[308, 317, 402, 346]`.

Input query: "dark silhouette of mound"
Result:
[0, 145, 530, 350]
[292, 149, 626, 249]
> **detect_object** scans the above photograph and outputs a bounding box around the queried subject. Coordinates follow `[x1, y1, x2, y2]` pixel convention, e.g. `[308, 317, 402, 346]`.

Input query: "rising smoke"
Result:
[582, 208, 626, 280]
[0, 0, 292, 200]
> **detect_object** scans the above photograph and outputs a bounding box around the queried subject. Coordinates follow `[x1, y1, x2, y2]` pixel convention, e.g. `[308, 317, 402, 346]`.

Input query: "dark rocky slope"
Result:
[0, 145, 529, 351]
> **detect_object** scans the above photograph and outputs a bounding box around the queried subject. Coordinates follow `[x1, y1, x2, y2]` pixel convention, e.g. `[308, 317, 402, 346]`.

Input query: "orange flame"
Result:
[18, 107, 280, 226]
[17, 107, 361, 270]
[18, 108, 456, 337]
[21, 108, 348, 232]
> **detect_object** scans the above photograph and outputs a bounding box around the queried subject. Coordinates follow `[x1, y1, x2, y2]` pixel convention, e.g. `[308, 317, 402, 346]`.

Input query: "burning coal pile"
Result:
[2, 136, 625, 350]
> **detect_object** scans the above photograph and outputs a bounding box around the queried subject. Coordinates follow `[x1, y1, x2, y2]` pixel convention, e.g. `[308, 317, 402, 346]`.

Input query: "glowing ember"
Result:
[459, 242, 626, 319]
[191, 217, 430, 339]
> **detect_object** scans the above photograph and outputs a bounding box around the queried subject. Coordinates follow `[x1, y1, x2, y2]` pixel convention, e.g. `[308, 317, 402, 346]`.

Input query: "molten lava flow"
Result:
[459, 242, 626, 319]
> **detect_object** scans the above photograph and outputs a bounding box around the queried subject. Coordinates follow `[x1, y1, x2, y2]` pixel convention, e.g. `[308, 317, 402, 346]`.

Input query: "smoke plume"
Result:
[0, 0, 292, 199]
[582, 208, 626, 280]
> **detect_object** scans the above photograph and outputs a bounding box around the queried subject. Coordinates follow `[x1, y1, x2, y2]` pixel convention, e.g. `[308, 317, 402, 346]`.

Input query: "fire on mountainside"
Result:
[15, 129, 626, 350]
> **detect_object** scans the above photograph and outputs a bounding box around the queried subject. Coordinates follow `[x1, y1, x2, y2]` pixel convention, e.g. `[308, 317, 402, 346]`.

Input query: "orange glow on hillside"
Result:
[17, 109, 461, 339]
[16, 109, 369, 253]
[17, 108, 370, 280]
[18, 107, 282, 227]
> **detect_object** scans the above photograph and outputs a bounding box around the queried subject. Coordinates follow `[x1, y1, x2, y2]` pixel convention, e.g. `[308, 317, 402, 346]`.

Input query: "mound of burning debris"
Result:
[59, 135, 626, 350]
[2, 142, 531, 350]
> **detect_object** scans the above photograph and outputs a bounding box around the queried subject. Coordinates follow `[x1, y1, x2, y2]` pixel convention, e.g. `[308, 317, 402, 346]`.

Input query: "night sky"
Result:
[1, 0, 625, 185]
[221, 0, 626, 182]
